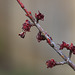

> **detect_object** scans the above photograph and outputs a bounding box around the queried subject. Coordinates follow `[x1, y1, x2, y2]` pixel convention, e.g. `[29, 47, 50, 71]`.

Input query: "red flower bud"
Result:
[36, 31, 46, 42]
[59, 41, 69, 50]
[35, 11, 44, 21]
[22, 20, 32, 32]
[19, 32, 25, 38]
[20, 3, 24, 8]
[59, 41, 75, 55]
[29, 11, 31, 14]
[46, 59, 56, 68]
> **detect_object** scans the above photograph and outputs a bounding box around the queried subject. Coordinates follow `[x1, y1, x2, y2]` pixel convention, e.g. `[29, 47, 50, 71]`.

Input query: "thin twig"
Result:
[56, 61, 67, 65]
[68, 50, 72, 59]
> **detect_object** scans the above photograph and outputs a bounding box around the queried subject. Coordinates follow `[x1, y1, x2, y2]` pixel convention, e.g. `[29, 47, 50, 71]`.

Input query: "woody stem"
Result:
[56, 61, 67, 65]
[17, 0, 75, 71]
[68, 50, 72, 59]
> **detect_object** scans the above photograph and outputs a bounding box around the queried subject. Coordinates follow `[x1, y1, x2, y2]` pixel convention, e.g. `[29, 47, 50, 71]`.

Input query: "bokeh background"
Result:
[0, 0, 75, 75]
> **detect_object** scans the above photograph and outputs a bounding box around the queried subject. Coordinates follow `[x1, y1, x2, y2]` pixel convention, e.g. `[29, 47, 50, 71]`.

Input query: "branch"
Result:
[56, 61, 67, 65]
[17, 0, 75, 71]
[68, 50, 72, 59]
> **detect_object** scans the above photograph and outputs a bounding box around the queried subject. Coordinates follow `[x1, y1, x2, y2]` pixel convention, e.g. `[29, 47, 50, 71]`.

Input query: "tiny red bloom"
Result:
[36, 31, 46, 42]
[59, 41, 75, 55]
[69, 44, 75, 54]
[29, 11, 31, 14]
[59, 41, 69, 50]
[35, 11, 44, 21]
[19, 32, 25, 38]
[22, 20, 32, 32]
[46, 59, 56, 68]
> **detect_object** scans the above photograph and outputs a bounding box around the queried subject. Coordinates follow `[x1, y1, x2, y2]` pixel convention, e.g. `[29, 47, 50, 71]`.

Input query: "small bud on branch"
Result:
[19, 32, 25, 38]
[35, 11, 44, 23]
[46, 59, 56, 68]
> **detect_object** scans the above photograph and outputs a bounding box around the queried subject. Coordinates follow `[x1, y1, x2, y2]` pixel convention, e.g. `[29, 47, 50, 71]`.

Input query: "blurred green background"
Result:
[0, 0, 75, 75]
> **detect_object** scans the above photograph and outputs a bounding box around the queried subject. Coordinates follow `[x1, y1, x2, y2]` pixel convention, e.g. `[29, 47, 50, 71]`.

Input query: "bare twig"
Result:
[56, 61, 67, 65]
[68, 50, 72, 59]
